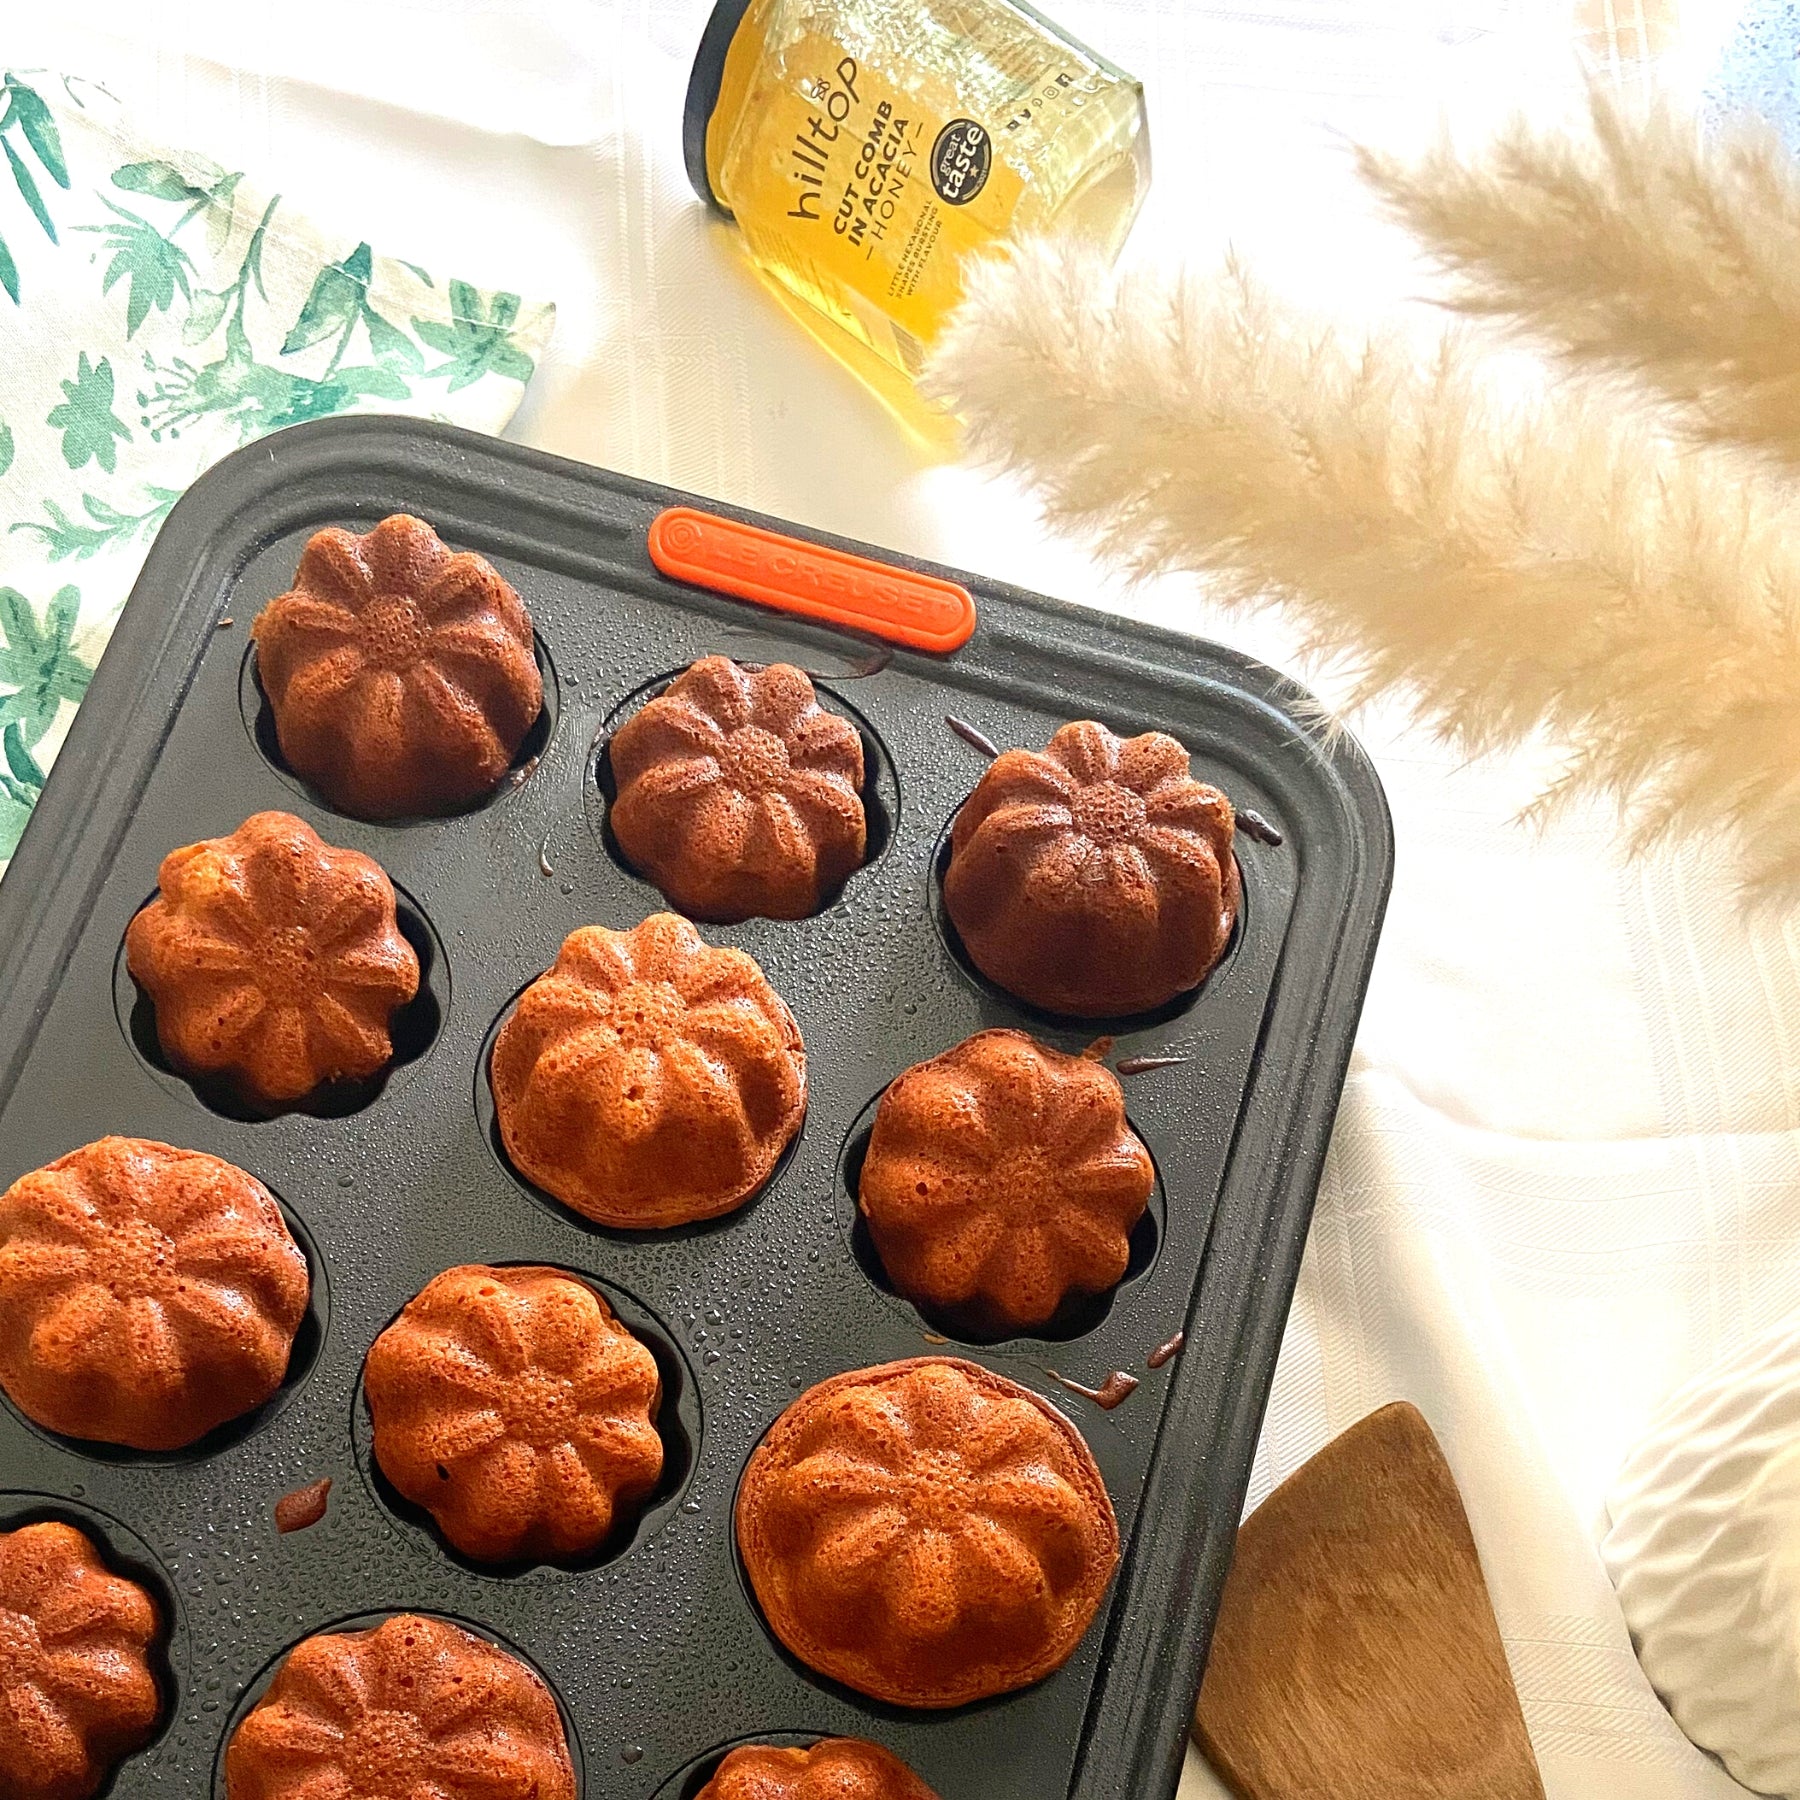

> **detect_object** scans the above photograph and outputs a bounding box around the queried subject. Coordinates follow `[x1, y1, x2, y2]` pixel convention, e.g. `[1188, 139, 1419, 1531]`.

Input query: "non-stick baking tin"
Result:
[0, 415, 1391, 1800]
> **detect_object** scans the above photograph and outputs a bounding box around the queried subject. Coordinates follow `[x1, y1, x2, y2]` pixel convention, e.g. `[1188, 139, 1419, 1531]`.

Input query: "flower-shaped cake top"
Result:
[490, 913, 807, 1228]
[608, 656, 867, 922]
[859, 1030, 1154, 1334]
[252, 513, 542, 820]
[0, 1521, 163, 1800]
[125, 811, 421, 1110]
[225, 1613, 575, 1800]
[700, 1737, 941, 1800]
[944, 720, 1238, 1017]
[365, 1264, 664, 1564]
[0, 1137, 310, 1451]
[736, 1356, 1118, 1708]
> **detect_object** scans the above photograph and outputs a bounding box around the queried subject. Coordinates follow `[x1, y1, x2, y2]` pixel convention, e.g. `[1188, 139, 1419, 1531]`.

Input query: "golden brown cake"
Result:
[0, 1137, 310, 1450]
[252, 513, 542, 819]
[490, 912, 806, 1228]
[608, 655, 867, 922]
[858, 1029, 1154, 1334]
[943, 720, 1238, 1017]
[736, 1356, 1118, 1707]
[700, 1738, 940, 1800]
[0, 1521, 163, 1800]
[364, 1264, 664, 1564]
[124, 810, 420, 1110]
[224, 1613, 574, 1800]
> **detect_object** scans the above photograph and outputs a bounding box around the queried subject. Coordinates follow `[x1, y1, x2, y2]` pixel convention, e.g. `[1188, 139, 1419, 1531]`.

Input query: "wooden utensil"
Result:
[1193, 1401, 1544, 1800]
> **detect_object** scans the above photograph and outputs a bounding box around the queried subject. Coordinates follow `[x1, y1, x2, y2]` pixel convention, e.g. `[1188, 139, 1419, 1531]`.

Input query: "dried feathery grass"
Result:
[926, 237, 1800, 902]
[1358, 86, 1800, 472]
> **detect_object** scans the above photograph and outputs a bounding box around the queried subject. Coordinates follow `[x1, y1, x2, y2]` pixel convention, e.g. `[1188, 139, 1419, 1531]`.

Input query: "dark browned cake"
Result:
[608, 655, 866, 922]
[252, 513, 542, 819]
[943, 719, 1237, 1016]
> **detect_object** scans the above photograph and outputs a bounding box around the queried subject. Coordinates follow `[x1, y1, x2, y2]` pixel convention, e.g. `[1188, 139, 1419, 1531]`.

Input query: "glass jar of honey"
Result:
[684, 0, 1151, 383]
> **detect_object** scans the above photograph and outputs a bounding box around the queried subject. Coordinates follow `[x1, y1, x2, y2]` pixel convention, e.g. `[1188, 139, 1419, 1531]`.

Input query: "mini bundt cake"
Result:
[859, 1030, 1154, 1334]
[700, 1738, 941, 1800]
[0, 1521, 163, 1800]
[365, 1264, 664, 1563]
[225, 1613, 574, 1800]
[943, 720, 1238, 1017]
[608, 655, 868, 922]
[491, 912, 806, 1227]
[125, 810, 421, 1110]
[252, 513, 542, 819]
[0, 1137, 310, 1450]
[736, 1356, 1118, 1707]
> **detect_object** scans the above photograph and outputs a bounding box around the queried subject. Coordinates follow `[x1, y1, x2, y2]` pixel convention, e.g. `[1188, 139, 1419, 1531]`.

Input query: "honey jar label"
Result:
[767, 45, 1026, 343]
[929, 119, 993, 206]
[701, 0, 1148, 378]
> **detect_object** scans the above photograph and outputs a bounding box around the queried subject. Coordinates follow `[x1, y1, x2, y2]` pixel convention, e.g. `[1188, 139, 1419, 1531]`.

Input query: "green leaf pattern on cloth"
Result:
[0, 581, 91, 850]
[82, 193, 194, 337]
[0, 71, 70, 298]
[0, 584, 90, 744]
[415, 281, 539, 392]
[0, 68, 554, 875]
[47, 352, 131, 472]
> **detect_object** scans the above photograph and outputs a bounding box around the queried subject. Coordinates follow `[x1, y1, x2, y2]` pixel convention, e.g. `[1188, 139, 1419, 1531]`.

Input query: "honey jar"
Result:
[684, 0, 1150, 383]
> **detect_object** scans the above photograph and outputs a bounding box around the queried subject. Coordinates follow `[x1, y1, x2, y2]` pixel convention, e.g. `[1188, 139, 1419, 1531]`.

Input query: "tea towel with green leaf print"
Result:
[0, 69, 556, 870]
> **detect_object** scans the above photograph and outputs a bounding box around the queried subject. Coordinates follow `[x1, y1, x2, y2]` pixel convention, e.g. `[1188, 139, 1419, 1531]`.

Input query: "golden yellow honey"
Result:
[692, 0, 1150, 381]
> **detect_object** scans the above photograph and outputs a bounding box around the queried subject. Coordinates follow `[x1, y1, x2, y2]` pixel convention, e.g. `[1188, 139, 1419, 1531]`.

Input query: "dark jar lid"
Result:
[683, 0, 758, 217]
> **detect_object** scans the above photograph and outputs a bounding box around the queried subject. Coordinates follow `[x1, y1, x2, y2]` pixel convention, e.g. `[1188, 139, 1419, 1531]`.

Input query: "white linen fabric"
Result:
[12, 4, 1795, 1796]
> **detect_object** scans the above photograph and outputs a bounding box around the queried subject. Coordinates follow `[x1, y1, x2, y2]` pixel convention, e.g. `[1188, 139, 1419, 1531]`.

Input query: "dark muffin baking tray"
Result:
[0, 416, 1391, 1800]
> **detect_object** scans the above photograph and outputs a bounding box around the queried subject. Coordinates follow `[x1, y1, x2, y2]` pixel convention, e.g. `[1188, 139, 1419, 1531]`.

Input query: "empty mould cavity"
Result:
[114, 882, 448, 1123]
[835, 1086, 1163, 1347]
[586, 663, 899, 920]
[350, 1267, 699, 1579]
[239, 631, 561, 823]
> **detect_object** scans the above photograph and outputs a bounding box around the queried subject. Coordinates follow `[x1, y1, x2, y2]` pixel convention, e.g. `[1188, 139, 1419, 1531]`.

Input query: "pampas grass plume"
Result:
[1359, 86, 1800, 472]
[927, 238, 1800, 902]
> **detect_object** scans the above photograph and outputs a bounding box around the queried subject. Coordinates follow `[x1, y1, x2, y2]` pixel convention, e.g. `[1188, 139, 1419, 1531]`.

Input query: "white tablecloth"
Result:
[13, 4, 1791, 1796]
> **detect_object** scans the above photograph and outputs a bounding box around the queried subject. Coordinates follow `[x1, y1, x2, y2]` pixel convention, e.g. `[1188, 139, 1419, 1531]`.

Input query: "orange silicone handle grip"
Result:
[647, 507, 977, 653]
